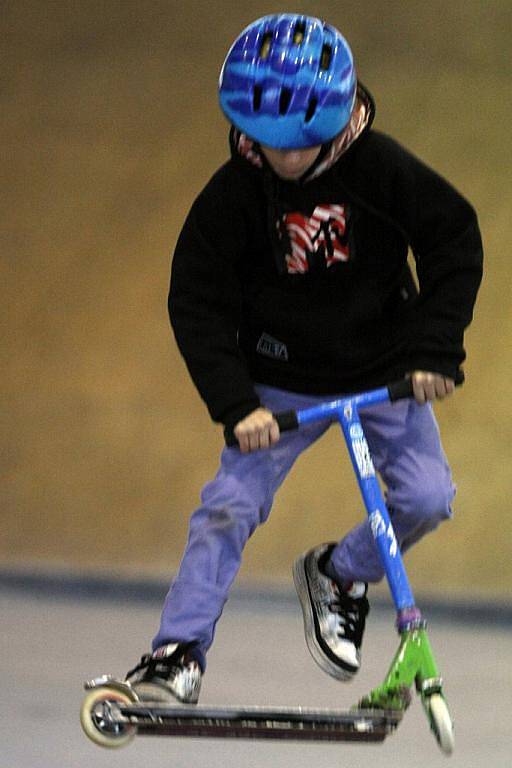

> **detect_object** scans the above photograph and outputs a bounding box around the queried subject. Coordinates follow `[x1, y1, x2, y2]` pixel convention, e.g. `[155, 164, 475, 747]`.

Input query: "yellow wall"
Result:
[3, 1, 511, 598]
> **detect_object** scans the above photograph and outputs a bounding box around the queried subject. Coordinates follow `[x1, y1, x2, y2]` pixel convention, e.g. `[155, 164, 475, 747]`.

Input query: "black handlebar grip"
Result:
[275, 410, 299, 433]
[387, 378, 414, 402]
[224, 410, 299, 447]
[224, 427, 239, 447]
[388, 370, 465, 403]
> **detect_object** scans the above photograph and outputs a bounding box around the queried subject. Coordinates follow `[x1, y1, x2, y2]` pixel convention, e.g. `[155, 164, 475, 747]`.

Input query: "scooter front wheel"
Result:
[427, 693, 454, 755]
[80, 686, 136, 748]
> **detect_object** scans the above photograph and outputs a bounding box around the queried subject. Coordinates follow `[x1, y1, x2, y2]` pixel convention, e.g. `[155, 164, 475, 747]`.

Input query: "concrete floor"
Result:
[2, 587, 511, 768]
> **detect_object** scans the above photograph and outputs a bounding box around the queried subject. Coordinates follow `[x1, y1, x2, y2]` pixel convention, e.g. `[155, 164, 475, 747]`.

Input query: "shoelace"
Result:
[127, 649, 199, 683]
[126, 654, 153, 679]
[127, 653, 182, 682]
[328, 583, 368, 643]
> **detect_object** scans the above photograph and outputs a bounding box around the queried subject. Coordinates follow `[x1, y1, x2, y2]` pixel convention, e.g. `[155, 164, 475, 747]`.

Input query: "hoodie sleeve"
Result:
[169, 167, 260, 427]
[370, 133, 483, 378]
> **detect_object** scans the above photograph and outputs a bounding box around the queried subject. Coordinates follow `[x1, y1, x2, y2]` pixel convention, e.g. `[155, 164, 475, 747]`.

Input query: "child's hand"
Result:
[410, 371, 455, 404]
[233, 408, 280, 453]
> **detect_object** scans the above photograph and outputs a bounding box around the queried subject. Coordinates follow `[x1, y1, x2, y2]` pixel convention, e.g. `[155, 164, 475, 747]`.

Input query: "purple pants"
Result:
[153, 385, 455, 668]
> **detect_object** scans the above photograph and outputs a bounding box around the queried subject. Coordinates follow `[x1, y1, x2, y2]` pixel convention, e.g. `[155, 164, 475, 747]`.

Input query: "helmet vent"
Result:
[279, 88, 292, 115]
[293, 21, 306, 45]
[253, 85, 262, 111]
[320, 44, 332, 70]
[259, 33, 272, 60]
[305, 96, 318, 123]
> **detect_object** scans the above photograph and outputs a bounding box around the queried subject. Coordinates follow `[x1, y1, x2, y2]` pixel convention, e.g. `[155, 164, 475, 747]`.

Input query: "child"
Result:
[126, 14, 482, 704]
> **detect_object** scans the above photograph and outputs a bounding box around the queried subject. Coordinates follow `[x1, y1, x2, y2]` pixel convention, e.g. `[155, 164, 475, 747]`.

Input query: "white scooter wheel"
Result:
[80, 686, 136, 749]
[428, 693, 455, 755]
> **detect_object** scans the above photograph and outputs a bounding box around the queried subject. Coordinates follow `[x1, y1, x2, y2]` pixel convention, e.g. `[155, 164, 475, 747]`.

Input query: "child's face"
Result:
[260, 144, 322, 180]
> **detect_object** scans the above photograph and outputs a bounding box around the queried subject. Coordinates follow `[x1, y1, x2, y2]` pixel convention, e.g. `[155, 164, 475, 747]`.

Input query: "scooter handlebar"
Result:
[224, 371, 464, 447]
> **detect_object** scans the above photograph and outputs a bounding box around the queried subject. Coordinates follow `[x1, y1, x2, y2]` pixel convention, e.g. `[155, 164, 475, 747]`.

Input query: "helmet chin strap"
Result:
[297, 142, 333, 183]
[304, 84, 375, 182]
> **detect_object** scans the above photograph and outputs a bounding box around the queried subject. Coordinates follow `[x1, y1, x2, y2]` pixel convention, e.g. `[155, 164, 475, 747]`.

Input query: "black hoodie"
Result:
[169, 88, 483, 429]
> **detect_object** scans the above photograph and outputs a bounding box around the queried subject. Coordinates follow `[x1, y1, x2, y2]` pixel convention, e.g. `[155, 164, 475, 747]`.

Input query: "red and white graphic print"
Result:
[283, 204, 350, 274]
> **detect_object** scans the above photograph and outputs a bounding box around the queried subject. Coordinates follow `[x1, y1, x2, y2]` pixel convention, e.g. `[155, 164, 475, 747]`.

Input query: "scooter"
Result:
[80, 377, 457, 753]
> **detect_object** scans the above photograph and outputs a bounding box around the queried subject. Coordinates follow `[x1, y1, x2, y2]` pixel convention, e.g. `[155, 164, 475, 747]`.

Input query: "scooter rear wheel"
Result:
[80, 686, 136, 748]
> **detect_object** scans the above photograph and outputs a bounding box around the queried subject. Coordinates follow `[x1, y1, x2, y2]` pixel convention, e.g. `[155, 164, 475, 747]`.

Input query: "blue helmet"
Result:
[219, 14, 357, 149]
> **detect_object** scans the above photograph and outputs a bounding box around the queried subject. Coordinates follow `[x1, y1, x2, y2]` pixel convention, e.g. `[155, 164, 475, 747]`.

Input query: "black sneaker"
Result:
[126, 642, 202, 703]
[293, 543, 369, 681]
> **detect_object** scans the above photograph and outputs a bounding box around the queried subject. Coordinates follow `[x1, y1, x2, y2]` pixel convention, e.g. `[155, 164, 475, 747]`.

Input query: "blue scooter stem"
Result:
[291, 384, 415, 612]
[338, 395, 416, 612]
